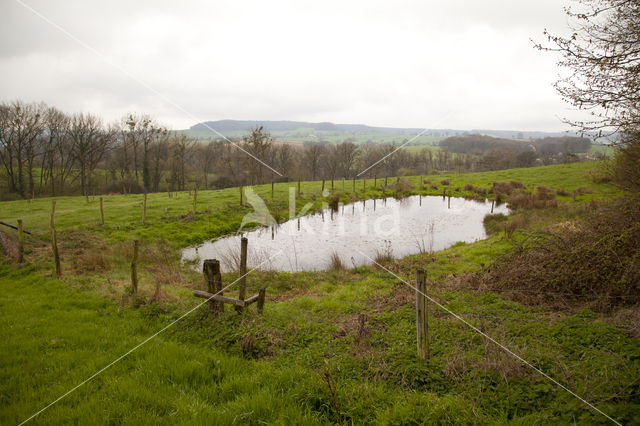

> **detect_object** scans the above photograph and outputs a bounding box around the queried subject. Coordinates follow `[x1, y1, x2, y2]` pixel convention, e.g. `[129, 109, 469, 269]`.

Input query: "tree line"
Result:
[0, 100, 600, 200]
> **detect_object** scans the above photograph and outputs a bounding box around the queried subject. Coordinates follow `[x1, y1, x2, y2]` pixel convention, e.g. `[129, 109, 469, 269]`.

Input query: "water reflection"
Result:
[182, 195, 508, 272]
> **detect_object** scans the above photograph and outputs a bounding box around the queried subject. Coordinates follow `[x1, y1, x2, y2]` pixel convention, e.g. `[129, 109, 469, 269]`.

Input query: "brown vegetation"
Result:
[477, 196, 640, 311]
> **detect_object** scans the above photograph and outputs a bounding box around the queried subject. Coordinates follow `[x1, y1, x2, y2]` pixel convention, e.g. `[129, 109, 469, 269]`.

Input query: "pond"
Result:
[181, 195, 509, 272]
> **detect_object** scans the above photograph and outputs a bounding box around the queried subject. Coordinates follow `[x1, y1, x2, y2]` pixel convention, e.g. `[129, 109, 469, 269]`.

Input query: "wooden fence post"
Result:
[240, 186, 243, 206]
[51, 227, 61, 277]
[257, 287, 266, 313]
[342, 178, 345, 191]
[100, 197, 105, 226]
[298, 179, 301, 196]
[142, 193, 147, 224]
[416, 268, 428, 360]
[193, 186, 198, 213]
[397, 176, 400, 183]
[331, 179, 334, 191]
[271, 181, 274, 199]
[203, 259, 223, 314]
[130, 240, 139, 294]
[321, 179, 325, 192]
[491, 199, 495, 214]
[385, 176, 388, 186]
[572, 190, 576, 202]
[363, 177, 366, 191]
[352, 176, 356, 192]
[374, 176, 377, 188]
[50, 200, 56, 229]
[17, 219, 24, 263]
[238, 237, 248, 311]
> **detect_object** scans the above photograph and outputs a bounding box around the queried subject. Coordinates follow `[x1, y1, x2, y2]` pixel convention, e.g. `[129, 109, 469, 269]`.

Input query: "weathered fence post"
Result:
[142, 193, 147, 224]
[385, 176, 388, 186]
[130, 240, 139, 294]
[491, 199, 495, 214]
[50, 200, 56, 229]
[352, 176, 356, 192]
[17, 219, 24, 263]
[240, 186, 243, 206]
[203, 259, 223, 313]
[416, 268, 428, 360]
[374, 176, 377, 188]
[321, 179, 325, 192]
[331, 179, 334, 191]
[99, 197, 105, 226]
[271, 181, 274, 199]
[342, 178, 345, 191]
[257, 287, 266, 313]
[298, 179, 301, 196]
[572, 190, 576, 202]
[237, 237, 248, 311]
[51, 227, 61, 277]
[193, 186, 198, 213]
[363, 177, 366, 191]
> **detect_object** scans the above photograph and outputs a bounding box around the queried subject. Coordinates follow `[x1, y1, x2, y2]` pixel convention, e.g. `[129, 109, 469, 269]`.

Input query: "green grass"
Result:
[0, 161, 616, 248]
[1, 161, 637, 424]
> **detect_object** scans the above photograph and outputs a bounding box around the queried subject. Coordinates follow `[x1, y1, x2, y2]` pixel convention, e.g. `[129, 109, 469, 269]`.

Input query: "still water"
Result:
[182, 195, 508, 272]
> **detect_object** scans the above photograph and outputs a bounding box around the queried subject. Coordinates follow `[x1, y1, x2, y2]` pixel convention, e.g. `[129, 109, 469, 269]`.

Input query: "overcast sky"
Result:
[0, 0, 588, 132]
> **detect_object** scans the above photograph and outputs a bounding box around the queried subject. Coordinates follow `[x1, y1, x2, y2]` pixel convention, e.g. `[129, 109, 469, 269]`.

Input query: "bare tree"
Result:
[303, 142, 326, 180]
[68, 113, 113, 199]
[0, 101, 45, 197]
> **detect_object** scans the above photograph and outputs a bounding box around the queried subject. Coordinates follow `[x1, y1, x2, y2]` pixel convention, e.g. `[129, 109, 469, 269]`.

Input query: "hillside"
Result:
[185, 119, 582, 144]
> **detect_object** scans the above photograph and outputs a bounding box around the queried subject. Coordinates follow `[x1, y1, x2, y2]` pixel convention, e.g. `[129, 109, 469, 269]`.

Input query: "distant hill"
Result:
[184, 119, 584, 144]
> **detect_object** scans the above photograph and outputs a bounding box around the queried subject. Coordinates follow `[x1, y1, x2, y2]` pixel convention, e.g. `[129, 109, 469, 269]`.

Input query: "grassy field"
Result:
[2, 160, 638, 424]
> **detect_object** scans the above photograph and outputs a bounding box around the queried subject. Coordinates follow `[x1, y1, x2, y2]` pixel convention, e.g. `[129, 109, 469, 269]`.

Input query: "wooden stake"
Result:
[352, 176, 356, 192]
[50, 200, 56, 229]
[416, 268, 428, 360]
[130, 240, 139, 294]
[193, 186, 198, 213]
[240, 186, 243, 206]
[99, 197, 104, 226]
[257, 287, 266, 313]
[572, 190, 576, 202]
[374, 176, 377, 188]
[321, 179, 325, 192]
[142, 193, 147, 224]
[203, 259, 223, 313]
[491, 199, 495, 214]
[238, 237, 248, 310]
[51, 227, 61, 277]
[331, 179, 334, 191]
[298, 179, 301, 196]
[271, 181, 274, 199]
[363, 177, 366, 191]
[17, 219, 24, 263]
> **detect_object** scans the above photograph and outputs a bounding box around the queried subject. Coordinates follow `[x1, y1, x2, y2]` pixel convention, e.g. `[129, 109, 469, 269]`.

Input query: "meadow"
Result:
[1, 160, 638, 424]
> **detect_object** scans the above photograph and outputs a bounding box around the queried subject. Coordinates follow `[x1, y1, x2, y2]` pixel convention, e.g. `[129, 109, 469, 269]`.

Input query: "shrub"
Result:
[481, 196, 640, 310]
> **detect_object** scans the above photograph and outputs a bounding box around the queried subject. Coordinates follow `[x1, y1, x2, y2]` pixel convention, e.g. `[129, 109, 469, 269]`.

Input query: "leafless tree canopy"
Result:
[537, 0, 640, 135]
